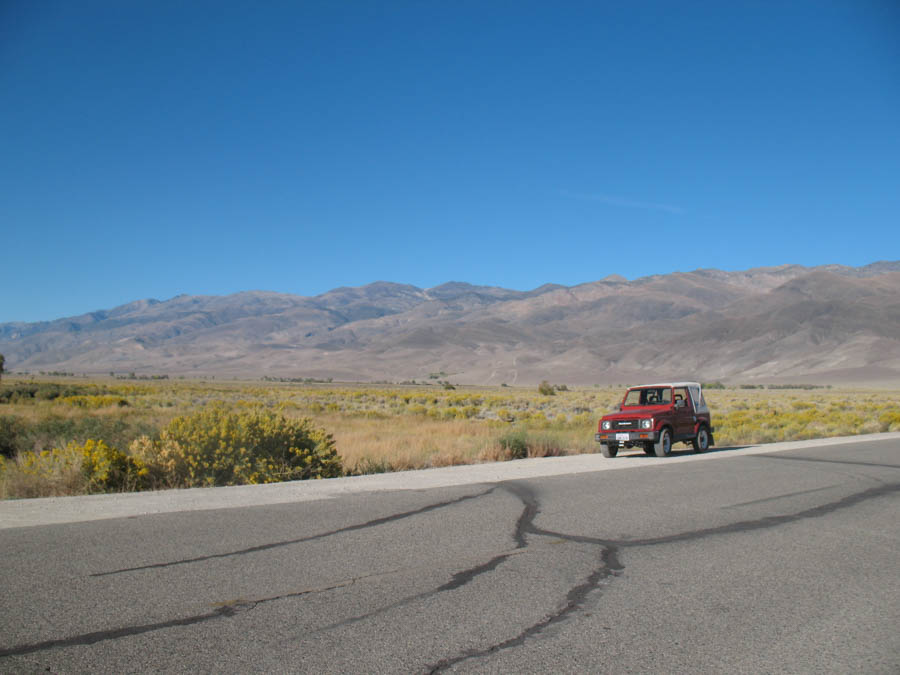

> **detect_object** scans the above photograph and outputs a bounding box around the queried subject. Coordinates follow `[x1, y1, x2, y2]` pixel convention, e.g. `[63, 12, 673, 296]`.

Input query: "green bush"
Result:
[523, 431, 567, 457]
[0, 383, 99, 404]
[348, 457, 396, 475]
[11, 415, 157, 457]
[538, 381, 556, 396]
[0, 415, 25, 459]
[496, 426, 568, 459]
[498, 428, 529, 459]
[59, 395, 129, 409]
[130, 404, 342, 487]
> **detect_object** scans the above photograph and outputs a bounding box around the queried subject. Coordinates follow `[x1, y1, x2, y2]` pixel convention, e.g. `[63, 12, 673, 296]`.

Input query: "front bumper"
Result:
[595, 430, 659, 444]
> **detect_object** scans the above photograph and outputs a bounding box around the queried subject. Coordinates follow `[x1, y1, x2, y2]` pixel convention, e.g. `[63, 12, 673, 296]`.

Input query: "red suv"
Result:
[595, 382, 714, 458]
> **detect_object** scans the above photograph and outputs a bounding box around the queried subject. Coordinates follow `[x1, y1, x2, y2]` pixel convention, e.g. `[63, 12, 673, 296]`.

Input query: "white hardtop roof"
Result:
[630, 382, 702, 389]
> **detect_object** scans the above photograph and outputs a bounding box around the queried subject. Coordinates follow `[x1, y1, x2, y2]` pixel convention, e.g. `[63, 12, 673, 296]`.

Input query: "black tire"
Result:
[601, 443, 618, 458]
[654, 428, 672, 457]
[692, 426, 710, 453]
[643, 442, 656, 457]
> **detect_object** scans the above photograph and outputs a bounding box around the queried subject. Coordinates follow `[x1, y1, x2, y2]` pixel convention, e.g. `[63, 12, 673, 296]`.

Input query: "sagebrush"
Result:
[1, 377, 898, 498]
[130, 404, 342, 487]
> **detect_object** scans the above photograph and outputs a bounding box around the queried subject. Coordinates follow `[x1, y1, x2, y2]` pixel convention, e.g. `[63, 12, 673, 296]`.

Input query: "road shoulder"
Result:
[2, 432, 898, 529]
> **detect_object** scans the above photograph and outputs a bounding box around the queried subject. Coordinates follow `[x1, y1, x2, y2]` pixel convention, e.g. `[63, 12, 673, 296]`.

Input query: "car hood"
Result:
[603, 405, 669, 419]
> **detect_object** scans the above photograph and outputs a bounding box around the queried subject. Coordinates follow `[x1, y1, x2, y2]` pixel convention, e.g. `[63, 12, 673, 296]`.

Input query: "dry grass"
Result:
[323, 416, 497, 472]
[2, 376, 898, 497]
[0, 456, 85, 499]
[319, 415, 603, 474]
[705, 387, 900, 445]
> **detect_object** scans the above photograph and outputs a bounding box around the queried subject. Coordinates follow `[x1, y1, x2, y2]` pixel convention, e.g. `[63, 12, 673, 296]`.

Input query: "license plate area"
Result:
[615, 433, 630, 441]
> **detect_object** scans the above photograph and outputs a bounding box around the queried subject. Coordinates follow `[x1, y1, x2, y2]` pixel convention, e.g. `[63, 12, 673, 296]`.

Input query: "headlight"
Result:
[640, 418, 653, 430]
[601, 420, 611, 430]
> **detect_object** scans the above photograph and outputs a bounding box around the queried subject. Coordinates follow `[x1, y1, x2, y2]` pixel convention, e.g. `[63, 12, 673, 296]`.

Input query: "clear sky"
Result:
[2, 1, 898, 323]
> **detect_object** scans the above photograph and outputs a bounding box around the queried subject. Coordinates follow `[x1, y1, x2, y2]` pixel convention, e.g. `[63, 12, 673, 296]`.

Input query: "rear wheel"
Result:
[601, 443, 618, 458]
[654, 428, 672, 457]
[692, 426, 710, 453]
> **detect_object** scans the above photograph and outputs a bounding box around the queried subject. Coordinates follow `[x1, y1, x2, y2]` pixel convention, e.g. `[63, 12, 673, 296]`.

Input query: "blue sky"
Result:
[2, 1, 898, 323]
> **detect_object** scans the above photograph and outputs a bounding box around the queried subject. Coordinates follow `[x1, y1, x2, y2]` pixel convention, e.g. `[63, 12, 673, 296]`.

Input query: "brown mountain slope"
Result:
[1, 263, 899, 384]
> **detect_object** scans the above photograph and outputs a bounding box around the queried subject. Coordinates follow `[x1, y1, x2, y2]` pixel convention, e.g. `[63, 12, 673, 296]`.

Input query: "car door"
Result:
[672, 386, 694, 438]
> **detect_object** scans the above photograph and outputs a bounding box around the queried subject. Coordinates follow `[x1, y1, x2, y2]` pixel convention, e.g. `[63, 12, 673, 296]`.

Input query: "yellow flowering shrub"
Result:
[879, 410, 900, 432]
[3, 439, 149, 497]
[77, 439, 150, 491]
[130, 404, 342, 488]
[58, 395, 129, 409]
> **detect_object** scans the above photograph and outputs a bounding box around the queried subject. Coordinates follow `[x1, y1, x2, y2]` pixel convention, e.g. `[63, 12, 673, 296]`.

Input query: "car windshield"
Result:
[623, 387, 671, 406]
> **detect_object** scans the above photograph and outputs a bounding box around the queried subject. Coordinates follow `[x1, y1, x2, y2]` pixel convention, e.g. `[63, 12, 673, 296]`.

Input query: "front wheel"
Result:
[654, 428, 672, 457]
[601, 443, 618, 458]
[692, 426, 710, 453]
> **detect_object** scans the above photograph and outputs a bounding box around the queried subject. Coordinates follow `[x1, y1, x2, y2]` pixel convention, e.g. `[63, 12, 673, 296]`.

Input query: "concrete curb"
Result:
[2, 432, 898, 530]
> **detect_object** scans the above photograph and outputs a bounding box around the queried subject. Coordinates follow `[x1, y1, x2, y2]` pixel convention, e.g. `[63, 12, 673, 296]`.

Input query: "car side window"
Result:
[674, 388, 688, 407]
[689, 386, 707, 410]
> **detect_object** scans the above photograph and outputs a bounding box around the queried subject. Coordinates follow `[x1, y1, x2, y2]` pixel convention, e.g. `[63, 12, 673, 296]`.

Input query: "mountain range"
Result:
[2, 262, 900, 385]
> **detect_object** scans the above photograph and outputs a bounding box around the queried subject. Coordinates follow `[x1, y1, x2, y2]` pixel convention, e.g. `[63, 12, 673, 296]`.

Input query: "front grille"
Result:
[611, 419, 641, 430]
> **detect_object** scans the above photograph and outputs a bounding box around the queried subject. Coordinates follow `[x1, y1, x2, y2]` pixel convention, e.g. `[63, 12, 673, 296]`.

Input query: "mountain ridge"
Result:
[2, 262, 899, 385]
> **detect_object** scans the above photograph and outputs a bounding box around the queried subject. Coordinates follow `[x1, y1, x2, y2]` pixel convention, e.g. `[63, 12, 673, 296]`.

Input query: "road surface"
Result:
[1, 435, 898, 673]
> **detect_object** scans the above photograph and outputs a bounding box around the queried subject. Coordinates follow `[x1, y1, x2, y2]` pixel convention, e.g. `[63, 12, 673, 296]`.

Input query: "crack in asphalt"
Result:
[312, 549, 527, 635]
[426, 482, 623, 673]
[1, 488, 497, 660]
[0, 570, 396, 659]
[425, 479, 899, 672]
[5, 468, 898, 668]
[0, 603, 248, 659]
[722, 483, 841, 508]
[502, 481, 541, 549]
[523, 483, 900, 551]
[757, 454, 900, 469]
[312, 483, 536, 635]
[623, 482, 900, 548]
[91, 486, 496, 577]
[452, 566, 618, 670]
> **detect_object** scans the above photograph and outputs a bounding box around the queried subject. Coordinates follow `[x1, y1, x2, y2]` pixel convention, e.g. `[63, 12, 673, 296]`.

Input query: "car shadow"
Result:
[614, 444, 753, 459]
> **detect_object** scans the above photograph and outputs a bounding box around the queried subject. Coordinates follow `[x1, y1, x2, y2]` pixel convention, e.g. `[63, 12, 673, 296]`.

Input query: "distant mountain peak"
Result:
[1, 262, 898, 385]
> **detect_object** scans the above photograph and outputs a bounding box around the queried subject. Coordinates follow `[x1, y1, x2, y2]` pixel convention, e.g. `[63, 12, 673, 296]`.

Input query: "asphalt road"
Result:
[1, 437, 898, 673]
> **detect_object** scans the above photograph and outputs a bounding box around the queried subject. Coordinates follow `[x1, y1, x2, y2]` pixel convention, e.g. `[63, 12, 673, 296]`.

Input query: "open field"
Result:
[1, 376, 899, 498]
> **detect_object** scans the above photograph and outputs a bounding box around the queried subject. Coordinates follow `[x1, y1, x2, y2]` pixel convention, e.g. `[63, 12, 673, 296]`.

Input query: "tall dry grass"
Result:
[309, 414, 600, 474]
[2, 376, 898, 497]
